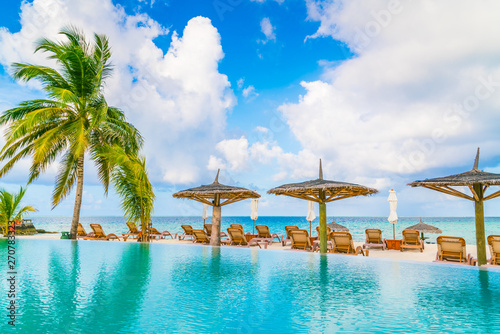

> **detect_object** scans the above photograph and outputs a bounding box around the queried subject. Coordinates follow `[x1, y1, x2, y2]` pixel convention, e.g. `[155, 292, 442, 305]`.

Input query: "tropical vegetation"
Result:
[0, 26, 154, 239]
[0, 187, 36, 235]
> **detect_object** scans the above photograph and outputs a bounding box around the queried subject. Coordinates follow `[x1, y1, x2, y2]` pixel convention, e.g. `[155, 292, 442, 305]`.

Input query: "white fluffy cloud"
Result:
[260, 17, 276, 42]
[0, 0, 235, 186]
[281, 0, 500, 182]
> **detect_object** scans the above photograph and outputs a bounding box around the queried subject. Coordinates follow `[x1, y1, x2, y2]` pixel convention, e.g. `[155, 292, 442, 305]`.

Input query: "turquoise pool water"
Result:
[1, 239, 499, 333]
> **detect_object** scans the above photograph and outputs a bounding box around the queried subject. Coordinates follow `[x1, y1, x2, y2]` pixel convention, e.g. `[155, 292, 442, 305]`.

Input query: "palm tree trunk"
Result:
[69, 156, 84, 239]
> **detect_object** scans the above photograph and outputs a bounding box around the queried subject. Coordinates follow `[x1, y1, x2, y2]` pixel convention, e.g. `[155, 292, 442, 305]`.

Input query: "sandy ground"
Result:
[12, 232, 495, 266]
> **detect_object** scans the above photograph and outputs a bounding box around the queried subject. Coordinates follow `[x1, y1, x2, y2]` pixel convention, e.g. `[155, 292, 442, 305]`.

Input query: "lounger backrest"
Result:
[77, 223, 87, 236]
[402, 230, 420, 245]
[127, 222, 139, 233]
[230, 224, 245, 234]
[90, 224, 106, 238]
[290, 229, 311, 249]
[285, 226, 299, 239]
[256, 225, 271, 238]
[181, 225, 194, 235]
[193, 229, 210, 243]
[204, 224, 212, 236]
[437, 236, 466, 259]
[331, 232, 355, 253]
[366, 229, 382, 243]
[487, 235, 500, 252]
[316, 226, 332, 237]
[487, 235, 500, 263]
[331, 232, 352, 247]
[227, 228, 247, 245]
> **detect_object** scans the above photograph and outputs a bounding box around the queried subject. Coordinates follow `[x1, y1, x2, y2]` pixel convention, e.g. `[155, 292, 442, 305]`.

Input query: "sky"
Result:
[1, 0, 500, 218]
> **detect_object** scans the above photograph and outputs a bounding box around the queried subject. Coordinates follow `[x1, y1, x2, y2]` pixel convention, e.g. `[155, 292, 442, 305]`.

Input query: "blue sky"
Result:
[1, 0, 500, 218]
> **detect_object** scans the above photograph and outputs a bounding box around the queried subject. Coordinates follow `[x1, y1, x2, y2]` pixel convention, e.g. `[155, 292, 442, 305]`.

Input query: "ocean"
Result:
[27, 216, 500, 245]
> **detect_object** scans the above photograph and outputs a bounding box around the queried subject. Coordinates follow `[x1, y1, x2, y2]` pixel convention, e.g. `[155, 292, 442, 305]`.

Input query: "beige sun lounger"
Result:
[149, 227, 176, 240]
[77, 223, 94, 238]
[282, 225, 300, 246]
[363, 229, 386, 250]
[178, 225, 195, 240]
[204, 224, 227, 238]
[84, 224, 120, 241]
[290, 229, 312, 250]
[230, 224, 246, 234]
[401, 230, 424, 252]
[227, 227, 248, 246]
[193, 229, 211, 244]
[330, 232, 365, 255]
[434, 236, 476, 265]
[315, 225, 332, 238]
[488, 235, 500, 266]
[121, 222, 140, 239]
[256, 225, 282, 243]
[204, 224, 212, 236]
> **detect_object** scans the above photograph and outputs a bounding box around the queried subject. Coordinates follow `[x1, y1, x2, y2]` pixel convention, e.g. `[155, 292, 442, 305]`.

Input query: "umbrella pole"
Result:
[309, 221, 312, 236]
[474, 184, 487, 265]
[253, 220, 255, 235]
[393, 224, 395, 240]
[319, 203, 327, 254]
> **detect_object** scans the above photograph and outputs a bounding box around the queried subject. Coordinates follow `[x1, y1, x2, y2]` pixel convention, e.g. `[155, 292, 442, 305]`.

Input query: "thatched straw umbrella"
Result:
[404, 218, 442, 240]
[268, 160, 378, 253]
[173, 170, 260, 246]
[408, 148, 500, 265]
[327, 220, 349, 232]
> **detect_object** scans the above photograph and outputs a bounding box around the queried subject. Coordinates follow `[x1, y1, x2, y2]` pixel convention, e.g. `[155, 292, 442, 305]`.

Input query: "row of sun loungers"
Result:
[76, 222, 500, 267]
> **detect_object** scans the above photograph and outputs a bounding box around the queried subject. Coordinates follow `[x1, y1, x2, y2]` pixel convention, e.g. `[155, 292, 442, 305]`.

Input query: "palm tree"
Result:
[0, 187, 36, 234]
[0, 26, 150, 239]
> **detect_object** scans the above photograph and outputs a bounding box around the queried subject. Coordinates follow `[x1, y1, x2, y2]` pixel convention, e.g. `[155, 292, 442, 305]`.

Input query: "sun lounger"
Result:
[149, 227, 176, 240]
[204, 224, 212, 236]
[121, 222, 140, 239]
[434, 236, 476, 265]
[178, 225, 195, 240]
[363, 228, 386, 250]
[315, 225, 332, 238]
[401, 229, 424, 252]
[84, 224, 120, 241]
[256, 225, 282, 243]
[204, 224, 227, 238]
[77, 223, 94, 238]
[193, 229, 210, 244]
[290, 229, 312, 250]
[488, 235, 500, 265]
[230, 224, 247, 234]
[227, 227, 248, 246]
[330, 232, 365, 255]
[282, 225, 300, 246]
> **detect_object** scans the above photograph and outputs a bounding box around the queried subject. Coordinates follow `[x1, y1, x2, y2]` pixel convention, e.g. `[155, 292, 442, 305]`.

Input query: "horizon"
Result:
[2, 0, 500, 218]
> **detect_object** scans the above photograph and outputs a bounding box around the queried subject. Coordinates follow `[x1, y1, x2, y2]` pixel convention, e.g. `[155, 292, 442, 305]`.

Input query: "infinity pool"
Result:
[1, 239, 499, 333]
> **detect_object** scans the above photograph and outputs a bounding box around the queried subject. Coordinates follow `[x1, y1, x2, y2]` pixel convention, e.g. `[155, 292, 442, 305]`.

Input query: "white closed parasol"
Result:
[306, 200, 316, 236]
[251, 198, 259, 234]
[202, 203, 209, 225]
[388, 189, 398, 239]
